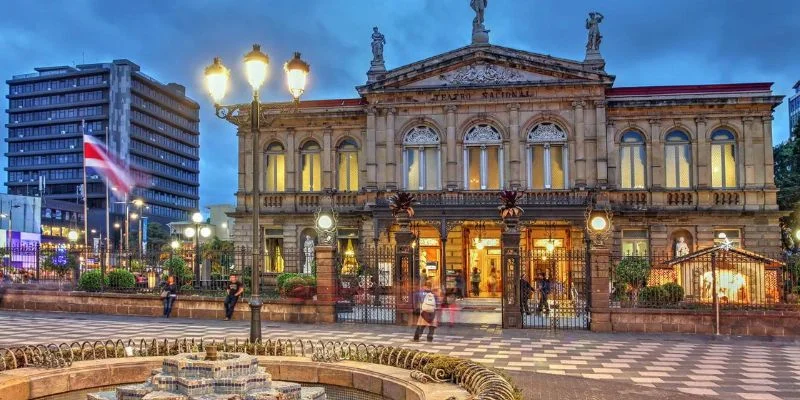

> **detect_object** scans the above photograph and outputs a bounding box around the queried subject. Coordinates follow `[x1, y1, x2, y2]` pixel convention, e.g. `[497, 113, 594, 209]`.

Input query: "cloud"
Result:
[1, 0, 797, 207]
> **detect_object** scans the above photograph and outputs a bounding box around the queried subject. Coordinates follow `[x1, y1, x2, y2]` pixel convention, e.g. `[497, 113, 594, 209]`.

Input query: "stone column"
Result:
[695, 116, 709, 188]
[286, 129, 296, 192]
[386, 108, 397, 189]
[595, 102, 608, 186]
[606, 120, 616, 188]
[501, 217, 522, 329]
[376, 109, 386, 188]
[366, 107, 378, 190]
[314, 244, 337, 322]
[589, 240, 611, 332]
[649, 119, 661, 189]
[445, 105, 458, 189]
[322, 127, 333, 191]
[394, 215, 415, 326]
[763, 116, 775, 187]
[573, 101, 586, 187]
[508, 104, 521, 188]
[742, 116, 755, 188]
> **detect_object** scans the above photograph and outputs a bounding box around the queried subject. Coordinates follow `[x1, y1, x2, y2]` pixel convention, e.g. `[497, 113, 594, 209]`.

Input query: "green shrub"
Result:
[277, 273, 301, 291]
[638, 285, 668, 307]
[180, 284, 194, 293]
[42, 251, 79, 278]
[78, 270, 109, 292]
[164, 257, 192, 285]
[614, 256, 651, 300]
[661, 282, 684, 305]
[107, 269, 136, 289]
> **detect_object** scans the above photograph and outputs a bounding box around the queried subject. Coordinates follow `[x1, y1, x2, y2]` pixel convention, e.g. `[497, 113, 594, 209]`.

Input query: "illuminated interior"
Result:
[700, 269, 748, 303]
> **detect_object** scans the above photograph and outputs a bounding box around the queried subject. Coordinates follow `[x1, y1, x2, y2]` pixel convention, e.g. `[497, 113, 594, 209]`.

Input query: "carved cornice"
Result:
[571, 100, 586, 109]
[761, 115, 775, 123]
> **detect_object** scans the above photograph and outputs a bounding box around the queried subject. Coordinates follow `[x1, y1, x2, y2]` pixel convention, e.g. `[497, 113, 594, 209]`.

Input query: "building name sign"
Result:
[429, 89, 533, 102]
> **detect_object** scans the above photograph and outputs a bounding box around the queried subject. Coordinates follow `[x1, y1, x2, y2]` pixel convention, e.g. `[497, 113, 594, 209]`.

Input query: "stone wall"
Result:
[609, 308, 800, 337]
[0, 289, 335, 324]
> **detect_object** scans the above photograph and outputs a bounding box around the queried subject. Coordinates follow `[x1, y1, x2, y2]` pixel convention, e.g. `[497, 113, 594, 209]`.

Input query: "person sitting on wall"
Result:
[223, 274, 244, 321]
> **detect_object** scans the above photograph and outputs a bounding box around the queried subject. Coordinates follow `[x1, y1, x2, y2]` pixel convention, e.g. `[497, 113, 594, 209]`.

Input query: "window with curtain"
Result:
[621, 229, 649, 255]
[526, 123, 567, 189]
[664, 130, 691, 189]
[463, 124, 502, 190]
[300, 140, 321, 192]
[402, 126, 441, 190]
[620, 131, 646, 189]
[710, 129, 737, 188]
[263, 142, 285, 192]
[337, 138, 359, 192]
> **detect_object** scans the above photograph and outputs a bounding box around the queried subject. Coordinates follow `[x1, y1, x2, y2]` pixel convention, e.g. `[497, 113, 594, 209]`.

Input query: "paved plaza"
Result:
[1, 311, 799, 399]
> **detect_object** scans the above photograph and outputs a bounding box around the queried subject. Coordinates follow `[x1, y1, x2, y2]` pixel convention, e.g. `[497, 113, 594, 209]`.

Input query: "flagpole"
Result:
[81, 120, 89, 250]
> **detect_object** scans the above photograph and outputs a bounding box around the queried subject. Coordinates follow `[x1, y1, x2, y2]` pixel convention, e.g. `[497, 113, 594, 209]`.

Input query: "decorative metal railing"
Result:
[0, 338, 520, 400]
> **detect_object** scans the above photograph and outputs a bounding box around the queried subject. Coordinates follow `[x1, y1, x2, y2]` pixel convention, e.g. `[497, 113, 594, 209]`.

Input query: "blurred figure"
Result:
[536, 272, 551, 315]
[444, 287, 458, 327]
[413, 285, 438, 342]
[470, 267, 481, 296]
[520, 272, 534, 315]
[487, 263, 498, 296]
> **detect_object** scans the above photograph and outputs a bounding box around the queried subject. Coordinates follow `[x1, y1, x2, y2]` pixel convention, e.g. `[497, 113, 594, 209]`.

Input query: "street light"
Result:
[0, 203, 21, 231]
[186, 212, 211, 286]
[205, 44, 310, 343]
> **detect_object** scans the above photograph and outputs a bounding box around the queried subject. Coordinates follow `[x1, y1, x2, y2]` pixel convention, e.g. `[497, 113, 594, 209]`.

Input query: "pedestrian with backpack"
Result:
[413, 285, 438, 342]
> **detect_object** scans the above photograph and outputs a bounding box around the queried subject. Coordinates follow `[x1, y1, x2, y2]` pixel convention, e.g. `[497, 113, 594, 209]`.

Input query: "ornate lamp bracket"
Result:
[314, 209, 338, 247]
[585, 202, 613, 247]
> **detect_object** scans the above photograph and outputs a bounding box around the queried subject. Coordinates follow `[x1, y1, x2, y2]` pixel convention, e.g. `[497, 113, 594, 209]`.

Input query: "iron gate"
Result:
[521, 248, 589, 329]
[335, 245, 397, 324]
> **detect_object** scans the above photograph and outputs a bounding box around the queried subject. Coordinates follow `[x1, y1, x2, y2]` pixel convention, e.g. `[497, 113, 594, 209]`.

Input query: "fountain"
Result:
[87, 346, 326, 400]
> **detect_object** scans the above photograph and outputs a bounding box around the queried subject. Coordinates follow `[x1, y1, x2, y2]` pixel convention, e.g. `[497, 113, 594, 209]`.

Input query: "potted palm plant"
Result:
[498, 190, 524, 229]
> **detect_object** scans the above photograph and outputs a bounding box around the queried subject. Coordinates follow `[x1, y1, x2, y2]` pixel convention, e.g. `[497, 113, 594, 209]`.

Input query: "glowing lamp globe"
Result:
[243, 44, 269, 90]
[317, 214, 333, 230]
[191, 212, 204, 224]
[200, 226, 212, 238]
[204, 57, 230, 103]
[284, 52, 310, 100]
[590, 216, 608, 232]
[67, 230, 79, 242]
[184, 227, 196, 239]
[545, 241, 555, 253]
[170, 240, 180, 250]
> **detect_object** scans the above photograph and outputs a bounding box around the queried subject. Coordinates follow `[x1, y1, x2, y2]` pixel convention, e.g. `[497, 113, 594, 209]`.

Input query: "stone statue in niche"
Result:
[303, 235, 315, 274]
[370, 27, 385, 64]
[675, 236, 690, 258]
[585, 12, 604, 51]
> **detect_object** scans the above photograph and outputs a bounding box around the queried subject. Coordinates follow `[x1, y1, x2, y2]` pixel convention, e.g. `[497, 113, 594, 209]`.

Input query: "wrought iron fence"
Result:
[0, 245, 302, 299]
[609, 248, 798, 310]
[335, 245, 397, 324]
[520, 248, 588, 329]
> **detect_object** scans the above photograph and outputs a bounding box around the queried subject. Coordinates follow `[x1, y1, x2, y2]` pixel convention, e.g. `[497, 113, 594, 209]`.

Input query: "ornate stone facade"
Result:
[226, 33, 784, 275]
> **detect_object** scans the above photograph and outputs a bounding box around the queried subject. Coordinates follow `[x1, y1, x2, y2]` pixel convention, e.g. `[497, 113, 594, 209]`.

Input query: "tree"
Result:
[128, 221, 170, 253]
[774, 122, 800, 250]
[202, 237, 235, 276]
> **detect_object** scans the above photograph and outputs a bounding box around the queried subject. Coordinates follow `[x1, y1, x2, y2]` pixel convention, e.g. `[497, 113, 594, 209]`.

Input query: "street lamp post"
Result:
[185, 212, 211, 287]
[204, 45, 310, 343]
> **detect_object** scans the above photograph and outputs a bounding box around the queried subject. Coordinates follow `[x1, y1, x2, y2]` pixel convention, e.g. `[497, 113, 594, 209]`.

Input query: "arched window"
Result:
[337, 138, 359, 192]
[300, 140, 322, 192]
[711, 129, 737, 188]
[664, 130, 691, 189]
[620, 131, 646, 189]
[263, 142, 285, 192]
[526, 123, 567, 189]
[463, 124, 503, 190]
[402, 126, 441, 190]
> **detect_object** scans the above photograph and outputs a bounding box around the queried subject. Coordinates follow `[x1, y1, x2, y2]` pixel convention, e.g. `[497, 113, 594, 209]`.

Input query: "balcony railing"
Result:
[375, 190, 589, 207]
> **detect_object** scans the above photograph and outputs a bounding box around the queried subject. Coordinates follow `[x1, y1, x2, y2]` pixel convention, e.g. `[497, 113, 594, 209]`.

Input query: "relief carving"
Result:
[440, 63, 524, 85]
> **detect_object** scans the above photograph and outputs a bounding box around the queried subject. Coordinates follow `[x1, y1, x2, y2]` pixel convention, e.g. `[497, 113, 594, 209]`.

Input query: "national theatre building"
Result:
[227, 8, 783, 302]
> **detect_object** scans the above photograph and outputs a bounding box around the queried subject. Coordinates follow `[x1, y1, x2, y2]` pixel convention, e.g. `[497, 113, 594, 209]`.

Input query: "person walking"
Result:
[413, 285, 438, 342]
[536, 272, 551, 315]
[520, 272, 534, 316]
[470, 267, 481, 297]
[223, 274, 244, 320]
[161, 276, 178, 318]
[487, 263, 498, 296]
[444, 287, 458, 327]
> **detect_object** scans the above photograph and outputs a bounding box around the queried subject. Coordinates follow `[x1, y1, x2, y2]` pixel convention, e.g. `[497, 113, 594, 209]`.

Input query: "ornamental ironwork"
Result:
[527, 123, 567, 143]
[403, 126, 440, 146]
[464, 124, 502, 144]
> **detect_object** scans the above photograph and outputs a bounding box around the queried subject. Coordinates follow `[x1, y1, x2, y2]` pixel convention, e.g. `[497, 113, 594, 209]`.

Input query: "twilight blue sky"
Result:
[1, 0, 798, 207]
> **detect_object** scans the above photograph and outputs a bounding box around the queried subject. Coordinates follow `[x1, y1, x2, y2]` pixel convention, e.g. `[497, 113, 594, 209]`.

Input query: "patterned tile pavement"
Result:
[1, 311, 799, 399]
